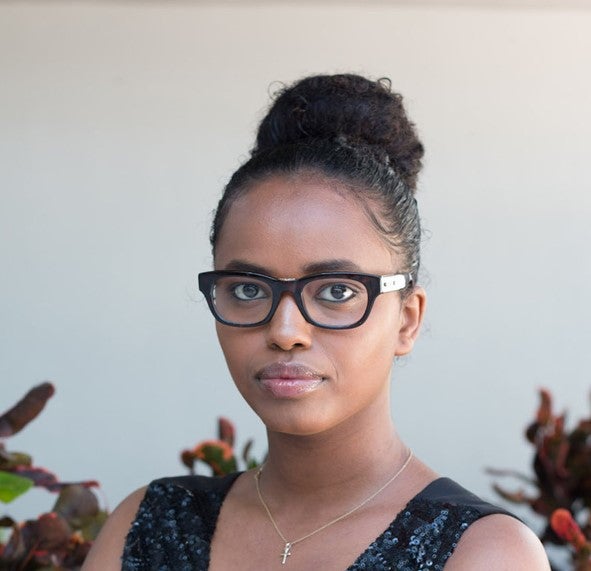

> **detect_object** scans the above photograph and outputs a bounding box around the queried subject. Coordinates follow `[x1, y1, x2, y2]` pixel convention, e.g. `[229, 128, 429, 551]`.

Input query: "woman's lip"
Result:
[259, 378, 324, 398]
[256, 362, 325, 381]
[255, 362, 326, 398]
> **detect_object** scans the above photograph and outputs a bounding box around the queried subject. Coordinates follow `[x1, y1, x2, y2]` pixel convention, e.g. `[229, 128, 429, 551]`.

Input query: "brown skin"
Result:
[215, 175, 421, 440]
[83, 174, 550, 570]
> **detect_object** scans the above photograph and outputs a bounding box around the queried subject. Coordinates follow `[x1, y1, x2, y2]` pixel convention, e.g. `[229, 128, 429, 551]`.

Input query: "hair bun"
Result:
[253, 74, 424, 191]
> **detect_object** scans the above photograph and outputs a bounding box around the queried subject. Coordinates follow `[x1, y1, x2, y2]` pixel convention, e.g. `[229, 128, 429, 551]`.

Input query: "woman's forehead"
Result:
[213, 176, 396, 276]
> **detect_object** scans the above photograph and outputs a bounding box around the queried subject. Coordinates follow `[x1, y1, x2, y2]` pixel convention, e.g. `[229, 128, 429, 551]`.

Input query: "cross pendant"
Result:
[280, 542, 292, 564]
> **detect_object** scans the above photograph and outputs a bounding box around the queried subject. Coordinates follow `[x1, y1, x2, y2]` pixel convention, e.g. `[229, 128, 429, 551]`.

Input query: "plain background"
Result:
[1, 0, 590, 538]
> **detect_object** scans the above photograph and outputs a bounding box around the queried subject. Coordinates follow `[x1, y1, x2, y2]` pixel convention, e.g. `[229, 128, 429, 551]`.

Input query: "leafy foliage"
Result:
[180, 417, 261, 476]
[489, 389, 591, 570]
[0, 383, 107, 570]
[0, 472, 33, 504]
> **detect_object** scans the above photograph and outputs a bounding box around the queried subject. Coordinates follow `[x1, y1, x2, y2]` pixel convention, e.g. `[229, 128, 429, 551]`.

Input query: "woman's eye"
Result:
[317, 283, 356, 302]
[232, 283, 266, 300]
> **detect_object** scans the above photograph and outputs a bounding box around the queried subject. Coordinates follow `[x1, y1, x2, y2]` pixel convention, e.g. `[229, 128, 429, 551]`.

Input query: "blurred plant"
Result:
[0, 383, 107, 570]
[181, 417, 261, 476]
[489, 388, 591, 570]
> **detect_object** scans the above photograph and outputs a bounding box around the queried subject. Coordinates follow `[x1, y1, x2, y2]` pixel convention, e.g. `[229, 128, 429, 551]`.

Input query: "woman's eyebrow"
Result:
[302, 260, 364, 274]
[220, 259, 364, 275]
[222, 260, 269, 273]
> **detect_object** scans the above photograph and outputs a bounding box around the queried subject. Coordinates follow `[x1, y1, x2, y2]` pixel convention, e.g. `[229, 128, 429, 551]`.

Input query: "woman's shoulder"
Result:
[444, 513, 550, 570]
[413, 478, 549, 570]
[82, 473, 242, 571]
[82, 485, 149, 570]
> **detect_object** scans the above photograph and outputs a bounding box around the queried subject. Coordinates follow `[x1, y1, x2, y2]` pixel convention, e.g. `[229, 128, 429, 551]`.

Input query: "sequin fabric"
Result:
[122, 474, 513, 570]
[347, 501, 479, 570]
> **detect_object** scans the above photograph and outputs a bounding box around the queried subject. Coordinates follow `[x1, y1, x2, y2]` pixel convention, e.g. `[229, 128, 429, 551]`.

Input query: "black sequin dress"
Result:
[122, 473, 514, 570]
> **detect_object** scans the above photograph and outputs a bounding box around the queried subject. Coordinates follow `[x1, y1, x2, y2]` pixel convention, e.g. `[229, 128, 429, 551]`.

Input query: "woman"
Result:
[84, 74, 550, 570]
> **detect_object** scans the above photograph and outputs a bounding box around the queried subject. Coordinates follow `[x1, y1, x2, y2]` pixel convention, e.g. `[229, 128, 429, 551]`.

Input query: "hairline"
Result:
[212, 166, 406, 267]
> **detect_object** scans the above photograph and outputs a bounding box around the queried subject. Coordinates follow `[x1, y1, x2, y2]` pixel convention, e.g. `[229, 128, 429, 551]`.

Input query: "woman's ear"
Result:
[394, 287, 426, 357]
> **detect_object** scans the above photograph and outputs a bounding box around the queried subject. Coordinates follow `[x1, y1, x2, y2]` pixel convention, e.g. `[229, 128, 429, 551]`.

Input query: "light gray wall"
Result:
[2, 2, 590, 529]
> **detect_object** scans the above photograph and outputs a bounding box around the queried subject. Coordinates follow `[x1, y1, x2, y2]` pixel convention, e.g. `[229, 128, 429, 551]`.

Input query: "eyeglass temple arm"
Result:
[380, 274, 412, 293]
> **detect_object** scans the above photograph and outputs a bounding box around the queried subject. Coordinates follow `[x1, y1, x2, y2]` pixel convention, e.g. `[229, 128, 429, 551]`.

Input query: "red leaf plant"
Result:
[0, 383, 108, 570]
[489, 389, 591, 570]
[180, 417, 261, 477]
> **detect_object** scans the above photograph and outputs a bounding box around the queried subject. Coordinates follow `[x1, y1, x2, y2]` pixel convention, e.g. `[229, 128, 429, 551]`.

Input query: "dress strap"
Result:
[153, 471, 242, 495]
[416, 477, 517, 519]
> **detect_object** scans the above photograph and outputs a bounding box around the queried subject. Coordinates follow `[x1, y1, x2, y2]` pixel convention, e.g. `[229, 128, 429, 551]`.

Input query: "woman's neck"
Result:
[259, 399, 407, 504]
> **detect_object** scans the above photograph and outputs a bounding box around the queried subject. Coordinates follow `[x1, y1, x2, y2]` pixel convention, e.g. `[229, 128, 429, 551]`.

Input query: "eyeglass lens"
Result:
[210, 274, 370, 327]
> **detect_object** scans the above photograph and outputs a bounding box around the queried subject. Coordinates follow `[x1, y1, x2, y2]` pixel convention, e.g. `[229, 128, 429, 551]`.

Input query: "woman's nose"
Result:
[265, 293, 313, 351]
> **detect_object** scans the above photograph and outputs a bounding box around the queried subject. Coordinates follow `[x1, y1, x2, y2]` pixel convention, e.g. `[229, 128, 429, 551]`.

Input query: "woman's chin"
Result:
[254, 405, 336, 438]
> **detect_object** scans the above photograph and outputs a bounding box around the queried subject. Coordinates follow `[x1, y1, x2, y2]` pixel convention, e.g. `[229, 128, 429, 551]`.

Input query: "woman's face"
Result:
[213, 174, 425, 436]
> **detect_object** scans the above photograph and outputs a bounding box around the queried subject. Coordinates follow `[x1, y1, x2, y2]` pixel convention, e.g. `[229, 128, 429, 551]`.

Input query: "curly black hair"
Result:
[210, 73, 424, 284]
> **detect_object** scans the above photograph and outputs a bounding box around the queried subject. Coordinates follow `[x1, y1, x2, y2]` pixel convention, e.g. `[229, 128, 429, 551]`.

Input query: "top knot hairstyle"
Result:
[210, 73, 425, 287]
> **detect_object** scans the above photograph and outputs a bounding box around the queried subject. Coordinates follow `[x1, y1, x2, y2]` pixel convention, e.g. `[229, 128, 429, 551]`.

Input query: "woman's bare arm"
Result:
[81, 486, 147, 571]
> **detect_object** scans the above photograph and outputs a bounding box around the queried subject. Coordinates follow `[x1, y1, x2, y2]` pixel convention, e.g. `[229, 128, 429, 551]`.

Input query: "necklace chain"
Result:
[254, 449, 413, 565]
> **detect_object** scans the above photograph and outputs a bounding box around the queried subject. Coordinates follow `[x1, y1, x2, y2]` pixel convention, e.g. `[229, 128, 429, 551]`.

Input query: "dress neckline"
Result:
[122, 473, 514, 570]
[208, 472, 446, 570]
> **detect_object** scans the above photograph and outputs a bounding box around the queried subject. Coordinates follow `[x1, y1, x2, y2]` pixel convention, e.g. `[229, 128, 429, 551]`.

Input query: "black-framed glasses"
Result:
[198, 270, 413, 330]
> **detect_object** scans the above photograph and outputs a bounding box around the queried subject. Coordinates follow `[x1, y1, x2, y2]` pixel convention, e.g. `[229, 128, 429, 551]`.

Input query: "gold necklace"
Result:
[254, 449, 413, 565]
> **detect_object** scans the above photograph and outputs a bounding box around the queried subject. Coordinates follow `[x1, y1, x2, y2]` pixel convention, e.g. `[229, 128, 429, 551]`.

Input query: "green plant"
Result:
[180, 417, 261, 476]
[0, 383, 107, 570]
[489, 389, 591, 571]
